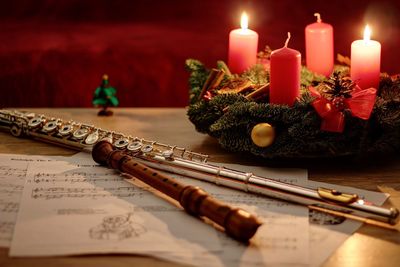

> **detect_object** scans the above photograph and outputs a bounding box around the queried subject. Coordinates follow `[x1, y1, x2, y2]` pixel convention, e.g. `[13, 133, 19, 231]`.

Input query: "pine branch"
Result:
[186, 59, 400, 159]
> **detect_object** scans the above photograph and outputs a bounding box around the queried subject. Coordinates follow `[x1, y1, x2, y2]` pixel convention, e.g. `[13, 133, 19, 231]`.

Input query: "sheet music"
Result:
[4, 152, 389, 267]
[197, 163, 309, 265]
[161, 163, 388, 267]
[129, 162, 310, 265]
[9, 153, 309, 265]
[9, 155, 221, 256]
[0, 154, 60, 247]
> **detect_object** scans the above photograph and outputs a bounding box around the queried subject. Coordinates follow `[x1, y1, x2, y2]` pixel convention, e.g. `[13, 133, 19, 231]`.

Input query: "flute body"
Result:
[0, 109, 398, 224]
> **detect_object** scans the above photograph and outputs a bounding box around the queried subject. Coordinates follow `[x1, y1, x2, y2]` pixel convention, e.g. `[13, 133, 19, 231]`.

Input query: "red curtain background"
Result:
[0, 0, 399, 107]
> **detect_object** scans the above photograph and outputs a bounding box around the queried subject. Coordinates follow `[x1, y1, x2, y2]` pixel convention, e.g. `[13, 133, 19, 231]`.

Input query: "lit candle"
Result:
[270, 33, 301, 106]
[228, 12, 259, 74]
[305, 13, 334, 77]
[351, 25, 381, 89]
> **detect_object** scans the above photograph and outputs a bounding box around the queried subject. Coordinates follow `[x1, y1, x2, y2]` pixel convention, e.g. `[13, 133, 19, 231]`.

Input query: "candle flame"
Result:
[364, 25, 371, 41]
[240, 12, 248, 30]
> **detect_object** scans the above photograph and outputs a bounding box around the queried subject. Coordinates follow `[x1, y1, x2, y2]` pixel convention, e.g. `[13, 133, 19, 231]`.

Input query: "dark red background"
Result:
[1, 0, 399, 107]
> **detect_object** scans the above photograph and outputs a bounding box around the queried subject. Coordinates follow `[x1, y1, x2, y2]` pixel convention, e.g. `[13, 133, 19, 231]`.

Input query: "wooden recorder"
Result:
[92, 140, 261, 242]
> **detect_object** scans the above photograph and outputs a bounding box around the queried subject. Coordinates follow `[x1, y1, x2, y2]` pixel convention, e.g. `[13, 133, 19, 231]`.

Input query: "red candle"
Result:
[351, 25, 381, 89]
[305, 13, 334, 77]
[270, 33, 301, 106]
[228, 12, 259, 74]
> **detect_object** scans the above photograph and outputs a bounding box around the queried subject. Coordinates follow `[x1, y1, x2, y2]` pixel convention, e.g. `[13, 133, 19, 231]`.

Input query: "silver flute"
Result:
[0, 109, 398, 226]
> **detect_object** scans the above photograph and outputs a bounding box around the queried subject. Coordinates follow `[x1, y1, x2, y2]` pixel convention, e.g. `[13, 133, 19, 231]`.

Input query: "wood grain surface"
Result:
[0, 108, 399, 267]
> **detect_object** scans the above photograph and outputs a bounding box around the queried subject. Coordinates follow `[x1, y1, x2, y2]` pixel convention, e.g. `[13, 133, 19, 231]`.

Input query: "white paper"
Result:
[9, 153, 310, 266]
[9, 156, 221, 256]
[158, 163, 388, 267]
[304, 180, 388, 266]
[4, 152, 390, 267]
[0, 154, 60, 247]
[156, 163, 310, 266]
[221, 164, 387, 267]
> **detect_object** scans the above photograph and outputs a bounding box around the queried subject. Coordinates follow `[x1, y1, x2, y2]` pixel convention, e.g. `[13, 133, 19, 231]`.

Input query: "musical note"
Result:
[167, 163, 311, 265]
[2, 151, 311, 266]
[0, 166, 26, 178]
[31, 186, 148, 200]
[0, 154, 62, 247]
[6, 153, 315, 266]
[33, 173, 122, 185]
[9, 155, 224, 258]
[210, 192, 290, 207]
[0, 222, 14, 235]
[0, 200, 19, 213]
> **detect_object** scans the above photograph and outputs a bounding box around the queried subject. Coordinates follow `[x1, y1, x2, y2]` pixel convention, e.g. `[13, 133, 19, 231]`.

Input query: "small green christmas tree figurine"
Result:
[92, 74, 119, 116]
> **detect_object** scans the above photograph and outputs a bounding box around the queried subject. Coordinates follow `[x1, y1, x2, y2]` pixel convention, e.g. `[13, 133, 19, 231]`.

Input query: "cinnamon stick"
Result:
[198, 69, 225, 101]
[209, 69, 225, 90]
[245, 83, 269, 100]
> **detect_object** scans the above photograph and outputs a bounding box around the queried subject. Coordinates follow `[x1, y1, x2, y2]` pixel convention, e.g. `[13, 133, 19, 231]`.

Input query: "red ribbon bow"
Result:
[309, 86, 377, 133]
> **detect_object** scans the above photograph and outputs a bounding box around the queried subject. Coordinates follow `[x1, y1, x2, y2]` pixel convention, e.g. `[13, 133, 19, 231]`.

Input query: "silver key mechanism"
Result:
[59, 124, 74, 136]
[28, 117, 43, 129]
[73, 128, 89, 139]
[42, 120, 58, 133]
[127, 141, 142, 152]
[114, 138, 129, 149]
[85, 131, 99, 145]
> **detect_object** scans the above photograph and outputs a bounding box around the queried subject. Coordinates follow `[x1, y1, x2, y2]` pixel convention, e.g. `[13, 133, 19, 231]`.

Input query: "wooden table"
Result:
[0, 108, 399, 267]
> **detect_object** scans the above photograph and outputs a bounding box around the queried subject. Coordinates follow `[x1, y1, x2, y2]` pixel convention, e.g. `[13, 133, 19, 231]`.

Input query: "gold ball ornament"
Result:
[251, 123, 275, 148]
